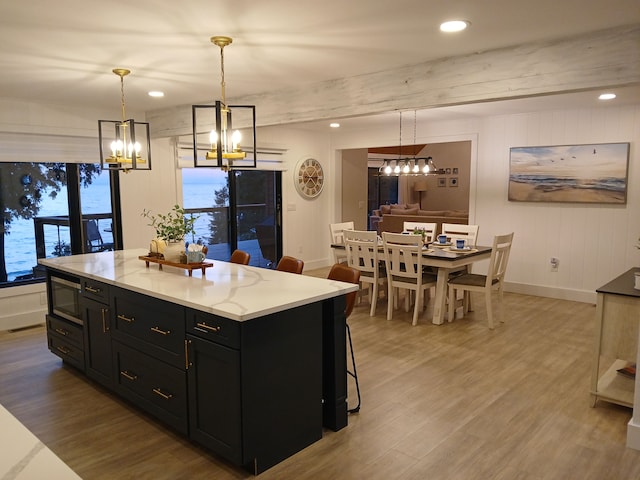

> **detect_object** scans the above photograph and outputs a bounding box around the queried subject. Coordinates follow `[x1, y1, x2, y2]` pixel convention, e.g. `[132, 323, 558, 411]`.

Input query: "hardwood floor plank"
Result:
[1, 284, 639, 479]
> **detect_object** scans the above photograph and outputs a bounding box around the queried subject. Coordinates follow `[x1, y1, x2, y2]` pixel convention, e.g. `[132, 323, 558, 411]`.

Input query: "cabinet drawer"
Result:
[113, 291, 185, 367]
[46, 314, 83, 348]
[81, 278, 110, 303]
[187, 310, 240, 349]
[113, 341, 187, 434]
[47, 333, 84, 371]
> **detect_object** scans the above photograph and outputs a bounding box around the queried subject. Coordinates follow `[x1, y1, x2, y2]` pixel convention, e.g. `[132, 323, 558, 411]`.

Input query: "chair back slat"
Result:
[344, 230, 380, 275]
[329, 221, 355, 245]
[442, 223, 479, 246]
[487, 233, 514, 287]
[382, 232, 424, 282]
[403, 222, 437, 243]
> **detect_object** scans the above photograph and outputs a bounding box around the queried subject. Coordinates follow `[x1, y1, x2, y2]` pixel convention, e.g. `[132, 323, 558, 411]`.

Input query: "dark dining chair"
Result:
[276, 256, 304, 274]
[230, 249, 251, 265]
[327, 263, 361, 413]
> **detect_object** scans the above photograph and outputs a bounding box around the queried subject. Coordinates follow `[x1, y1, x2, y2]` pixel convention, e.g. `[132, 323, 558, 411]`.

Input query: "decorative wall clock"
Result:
[294, 157, 324, 199]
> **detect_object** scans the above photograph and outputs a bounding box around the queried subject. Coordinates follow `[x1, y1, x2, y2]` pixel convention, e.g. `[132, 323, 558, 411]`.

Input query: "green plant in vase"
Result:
[142, 204, 199, 261]
[412, 228, 426, 244]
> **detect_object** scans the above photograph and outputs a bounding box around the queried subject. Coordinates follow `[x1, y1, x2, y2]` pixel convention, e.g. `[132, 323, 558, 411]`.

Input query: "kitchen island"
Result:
[39, 249, 358, 474]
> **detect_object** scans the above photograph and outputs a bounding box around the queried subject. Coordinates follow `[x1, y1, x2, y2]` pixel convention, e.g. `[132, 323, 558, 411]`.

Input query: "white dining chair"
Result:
[329, 221, 354, 264]
[403, 221, 437, 243]
[382, 232, 437, 326]
[344, 229, 387, 316]
[441, 223, 479, 247]
[447, 232, 514, 329]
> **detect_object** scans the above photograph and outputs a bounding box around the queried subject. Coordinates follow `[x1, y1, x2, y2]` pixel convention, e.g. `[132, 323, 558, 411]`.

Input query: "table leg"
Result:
[432, 268, 450, 325]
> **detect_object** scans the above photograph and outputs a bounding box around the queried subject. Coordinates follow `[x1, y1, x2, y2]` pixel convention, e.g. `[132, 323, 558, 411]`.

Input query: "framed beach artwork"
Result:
[508, 143, 630, 204]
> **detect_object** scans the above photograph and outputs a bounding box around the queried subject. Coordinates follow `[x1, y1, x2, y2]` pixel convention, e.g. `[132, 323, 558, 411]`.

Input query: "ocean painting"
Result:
[508, 143, 629, 204]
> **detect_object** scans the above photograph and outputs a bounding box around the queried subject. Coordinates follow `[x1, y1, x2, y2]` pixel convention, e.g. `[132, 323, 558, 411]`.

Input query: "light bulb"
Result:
[209, 130, 218, 145]
[402, 163, 410, 174]
[231, 130, 241, 150]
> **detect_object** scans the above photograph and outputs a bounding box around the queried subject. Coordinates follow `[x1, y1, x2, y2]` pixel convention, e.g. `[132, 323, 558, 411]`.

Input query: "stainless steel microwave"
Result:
[50, 274, 82, 325]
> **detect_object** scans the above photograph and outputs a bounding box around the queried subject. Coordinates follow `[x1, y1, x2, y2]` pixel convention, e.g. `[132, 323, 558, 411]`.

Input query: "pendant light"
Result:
[98, 68, 151, 172]
[192, 36, 257, 170]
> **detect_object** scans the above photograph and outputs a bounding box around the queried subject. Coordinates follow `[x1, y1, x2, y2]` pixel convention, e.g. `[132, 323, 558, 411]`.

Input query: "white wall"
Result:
[1, 99, 639, 330]
[330, 104, 640, 303]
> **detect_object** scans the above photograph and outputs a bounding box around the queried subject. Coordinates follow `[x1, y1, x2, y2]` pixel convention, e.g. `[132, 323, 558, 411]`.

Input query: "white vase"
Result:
[163, 241, 184, 263]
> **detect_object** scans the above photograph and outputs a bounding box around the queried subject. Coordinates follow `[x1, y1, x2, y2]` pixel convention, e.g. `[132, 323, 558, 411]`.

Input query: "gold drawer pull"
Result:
[101, 308, 109, 333]
[56, 346, 71, 355]
[120, 370, 138, 381]
[54, 328, 69, 336]
[153, 388, 173, 400]
[85, 286, 101, 294]
[151, 326, 171, 335]
[117, 314, 135, 323]
[196, 322, 220, 333]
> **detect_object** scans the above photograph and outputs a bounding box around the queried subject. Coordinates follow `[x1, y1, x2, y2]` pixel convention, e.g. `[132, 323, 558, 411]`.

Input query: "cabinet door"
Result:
[82, 297, 113, 388]
[187, 334, 242, 465]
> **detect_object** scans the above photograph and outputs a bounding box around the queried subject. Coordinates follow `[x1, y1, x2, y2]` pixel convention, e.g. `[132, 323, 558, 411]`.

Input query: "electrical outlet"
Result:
[550, 257, 559, 272]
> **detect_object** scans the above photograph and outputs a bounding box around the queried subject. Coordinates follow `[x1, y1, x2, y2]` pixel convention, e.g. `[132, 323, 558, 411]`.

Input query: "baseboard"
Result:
[628, 419, 640, 451]
[0, 309, 47, 332]
[504, 281, 596, 304]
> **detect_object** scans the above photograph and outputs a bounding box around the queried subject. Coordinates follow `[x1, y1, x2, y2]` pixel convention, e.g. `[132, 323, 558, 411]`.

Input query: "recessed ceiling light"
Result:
[440, 20, 470, 33]
[330, 122, 340, 128]
[598, 93, 616, 100]
[148, 91, 164, 98]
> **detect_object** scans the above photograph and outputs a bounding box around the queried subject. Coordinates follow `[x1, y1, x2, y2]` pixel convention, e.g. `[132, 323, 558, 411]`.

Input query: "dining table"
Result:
[331, 240, 493, 325]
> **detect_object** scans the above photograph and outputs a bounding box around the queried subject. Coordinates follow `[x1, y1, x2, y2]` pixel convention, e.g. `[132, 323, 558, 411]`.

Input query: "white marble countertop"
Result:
[39, 249, 358, 321]
[0, 403, 81, 479]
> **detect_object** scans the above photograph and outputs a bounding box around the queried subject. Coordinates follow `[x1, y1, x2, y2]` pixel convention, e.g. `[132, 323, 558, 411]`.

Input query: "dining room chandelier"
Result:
[192, 36, 257, 170]
[379, 111, 439, 176]
[98, 68, 151, 172]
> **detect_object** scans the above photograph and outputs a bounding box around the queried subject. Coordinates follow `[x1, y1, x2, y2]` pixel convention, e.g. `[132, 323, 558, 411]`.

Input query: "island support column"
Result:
[322, 295, 348, 431]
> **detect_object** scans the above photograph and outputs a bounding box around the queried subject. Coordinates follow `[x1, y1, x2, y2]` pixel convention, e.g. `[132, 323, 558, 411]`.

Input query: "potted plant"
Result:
[142, 204, 199, 261]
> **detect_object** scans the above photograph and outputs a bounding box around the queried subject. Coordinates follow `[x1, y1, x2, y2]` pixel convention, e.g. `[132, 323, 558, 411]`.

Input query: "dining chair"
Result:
[329, 221, 355, 264]
[276, 255, 304, 274]
[229, 249, 251, 265]
[403, 221, 437, 243]
[327, 263, 361, 413]
[441, 223, 479, 247]
[447, 232, 514, 329]
[382, 232, 437, 326]
[343, 229, 386, 316]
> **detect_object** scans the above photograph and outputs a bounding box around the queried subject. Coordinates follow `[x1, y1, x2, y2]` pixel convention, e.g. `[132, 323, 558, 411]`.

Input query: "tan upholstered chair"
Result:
[447, 232, 514, 329]
[382, 232, 437, 326]
[229, 249, 250, 265]
[276, 256, 304, 274]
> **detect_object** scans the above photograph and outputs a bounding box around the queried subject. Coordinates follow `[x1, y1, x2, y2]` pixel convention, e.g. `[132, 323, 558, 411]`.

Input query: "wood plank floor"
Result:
[2, 274, 640, 479]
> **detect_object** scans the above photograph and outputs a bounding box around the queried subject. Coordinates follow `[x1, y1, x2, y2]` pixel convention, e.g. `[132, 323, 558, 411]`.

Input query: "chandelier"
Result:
[192, 36, 257, 170]
[98, 68, 151, 172]
[379, 111, 439, 176]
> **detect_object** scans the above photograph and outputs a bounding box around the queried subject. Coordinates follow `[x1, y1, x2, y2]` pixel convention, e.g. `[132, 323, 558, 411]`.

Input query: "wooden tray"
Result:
[139, 255, 213, 276]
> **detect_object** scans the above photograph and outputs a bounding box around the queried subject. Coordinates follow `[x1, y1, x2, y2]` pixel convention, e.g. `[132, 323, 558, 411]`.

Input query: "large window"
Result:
[182, 168, 282, 267]
[1, 162, 115, 287]
[368, 167, 398, 213]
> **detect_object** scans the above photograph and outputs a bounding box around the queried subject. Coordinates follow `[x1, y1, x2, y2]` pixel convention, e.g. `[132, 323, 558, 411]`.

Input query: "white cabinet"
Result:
[591, 268, 640, 408]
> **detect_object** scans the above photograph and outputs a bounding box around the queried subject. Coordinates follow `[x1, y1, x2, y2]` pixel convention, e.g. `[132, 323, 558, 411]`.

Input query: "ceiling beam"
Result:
[147, 25, 640, 138]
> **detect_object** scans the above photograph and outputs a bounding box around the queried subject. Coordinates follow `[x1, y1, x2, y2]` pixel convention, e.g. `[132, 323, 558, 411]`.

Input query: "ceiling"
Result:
[1, 0, 639, 129]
